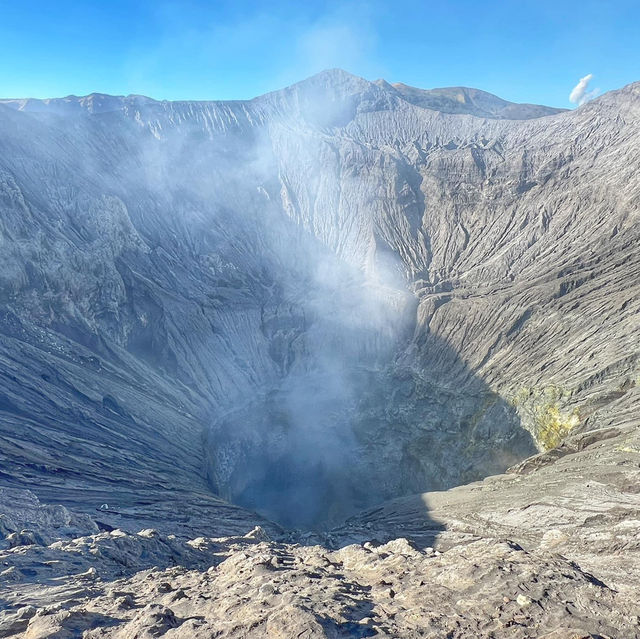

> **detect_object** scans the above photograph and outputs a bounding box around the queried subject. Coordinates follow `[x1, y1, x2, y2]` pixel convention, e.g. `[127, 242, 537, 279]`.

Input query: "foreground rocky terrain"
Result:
[2, 421, 639, 637]
[1, 70, 639, 635]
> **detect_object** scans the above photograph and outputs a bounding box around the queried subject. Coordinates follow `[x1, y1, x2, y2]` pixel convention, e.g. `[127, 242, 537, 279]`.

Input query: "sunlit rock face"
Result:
[0, 70, 639, 530]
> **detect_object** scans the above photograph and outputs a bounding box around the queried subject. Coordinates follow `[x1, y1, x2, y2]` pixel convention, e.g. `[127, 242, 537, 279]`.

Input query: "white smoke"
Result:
[569, 74, 599, 106]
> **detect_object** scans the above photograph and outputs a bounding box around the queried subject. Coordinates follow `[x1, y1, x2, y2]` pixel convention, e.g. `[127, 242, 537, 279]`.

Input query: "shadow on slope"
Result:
[0, 73, 536, 539]
[204, 328, 536, 532]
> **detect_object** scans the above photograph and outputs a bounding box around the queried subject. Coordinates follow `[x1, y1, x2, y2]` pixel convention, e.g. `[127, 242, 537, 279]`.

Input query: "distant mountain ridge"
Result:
[378, 80, 566, 119]
[1, 69, 565, 120]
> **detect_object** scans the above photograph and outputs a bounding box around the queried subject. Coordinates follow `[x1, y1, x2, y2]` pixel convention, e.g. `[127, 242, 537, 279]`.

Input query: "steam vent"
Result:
[1, 70, 640, 637]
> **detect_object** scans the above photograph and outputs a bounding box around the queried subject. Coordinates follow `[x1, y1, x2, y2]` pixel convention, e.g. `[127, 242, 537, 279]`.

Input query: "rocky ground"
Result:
[1, 420, 639, 637]
[3, 535, 634, 638]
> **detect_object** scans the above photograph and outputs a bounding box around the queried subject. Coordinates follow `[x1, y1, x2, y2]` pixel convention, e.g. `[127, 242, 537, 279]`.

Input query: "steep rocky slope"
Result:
[1, 70, 638, 526]
[1, 70, 639, 636]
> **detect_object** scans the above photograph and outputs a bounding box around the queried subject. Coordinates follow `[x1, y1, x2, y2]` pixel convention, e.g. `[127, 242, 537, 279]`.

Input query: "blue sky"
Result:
[1, 0, 638, 107]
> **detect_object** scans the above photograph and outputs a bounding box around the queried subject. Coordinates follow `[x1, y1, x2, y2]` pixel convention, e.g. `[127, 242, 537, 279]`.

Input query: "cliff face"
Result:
[0, 71, 639, 531]
[2, 70, 640, 638]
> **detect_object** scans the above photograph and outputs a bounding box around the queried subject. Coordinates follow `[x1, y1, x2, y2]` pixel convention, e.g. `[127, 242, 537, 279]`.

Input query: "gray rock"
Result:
[0, 69, 639, 637]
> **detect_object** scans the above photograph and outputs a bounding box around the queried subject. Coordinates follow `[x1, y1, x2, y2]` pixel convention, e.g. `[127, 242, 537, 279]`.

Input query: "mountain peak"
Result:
[281, 68, 374, 96]
[388, 82, 565, 119]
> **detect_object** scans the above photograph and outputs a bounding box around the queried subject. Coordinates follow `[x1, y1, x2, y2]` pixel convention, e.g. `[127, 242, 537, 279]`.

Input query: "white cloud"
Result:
[569, 74, 600, 106]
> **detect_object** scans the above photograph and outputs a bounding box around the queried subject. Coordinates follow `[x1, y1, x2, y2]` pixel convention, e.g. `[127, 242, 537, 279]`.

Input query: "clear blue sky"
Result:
[1, 0, 638, 107]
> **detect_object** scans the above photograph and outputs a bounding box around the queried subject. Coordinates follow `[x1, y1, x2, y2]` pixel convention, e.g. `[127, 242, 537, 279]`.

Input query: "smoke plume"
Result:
[569, 73, 599, 106]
